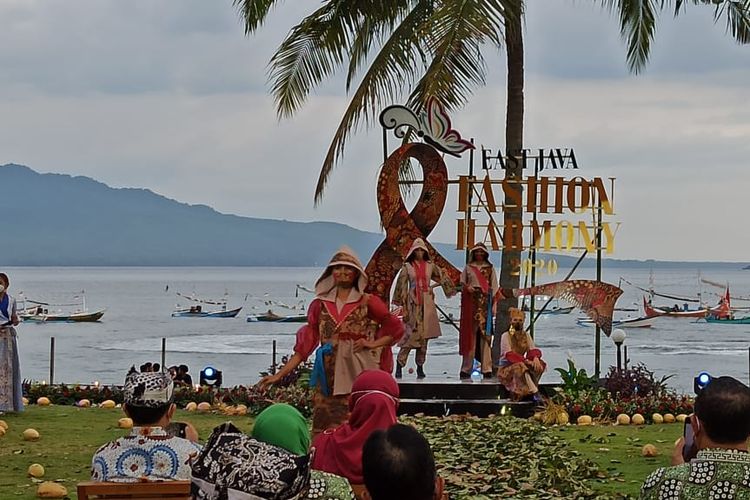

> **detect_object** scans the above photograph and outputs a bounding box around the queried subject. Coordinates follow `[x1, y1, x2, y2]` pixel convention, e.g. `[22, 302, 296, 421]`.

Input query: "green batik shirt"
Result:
[640, 448, 750, 500]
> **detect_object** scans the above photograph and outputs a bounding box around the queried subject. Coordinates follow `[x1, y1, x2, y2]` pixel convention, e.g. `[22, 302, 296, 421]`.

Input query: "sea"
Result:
[5, 265, 750, 394]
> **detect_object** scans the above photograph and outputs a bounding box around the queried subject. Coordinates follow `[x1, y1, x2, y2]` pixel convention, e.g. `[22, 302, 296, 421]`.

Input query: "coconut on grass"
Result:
[185, 402, 197, 412]
[631, 414, 645, 425]
[27, 464, 45, 478]
[652, 413, 664, 424]
[0, 419, 8, 431]
[616, 414, 631, 425]
[642, 444, 659, 457]
[576, 415, 593, 426]
[100, 400, 116, 409]
[36, 481, 67, 498]
[23, 428, 40, 441]
[36, 397, 50, 406]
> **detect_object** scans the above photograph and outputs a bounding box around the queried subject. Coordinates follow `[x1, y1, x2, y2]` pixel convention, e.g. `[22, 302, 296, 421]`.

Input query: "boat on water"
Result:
[172, 292, 242, 318]
[705, 316, 750, 325]
[18, 292, 106, 323]
[247, 312, 307, 323]
[577, 315, 656, 328]
[21, 307, 106, 323]
[642, 297, 709, 319]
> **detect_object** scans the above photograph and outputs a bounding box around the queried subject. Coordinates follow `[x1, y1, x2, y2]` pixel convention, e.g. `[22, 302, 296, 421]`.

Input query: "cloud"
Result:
[0, 0, 748, 262]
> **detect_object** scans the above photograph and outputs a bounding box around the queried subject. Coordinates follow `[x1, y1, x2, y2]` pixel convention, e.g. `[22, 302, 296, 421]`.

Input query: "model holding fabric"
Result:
[258, 247, 403, 435]
[458, 243, 498, 379]
[0, 272, 23, 413]
[311, 370, 399, 490]
[392, 238, 455, 379]
[497, 307, 546, 401]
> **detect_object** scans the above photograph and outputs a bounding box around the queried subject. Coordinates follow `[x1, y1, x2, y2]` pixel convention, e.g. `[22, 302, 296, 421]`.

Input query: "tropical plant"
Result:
[235, 0, 750, 337]
[555, 358, 598, 398]
[603, 363, 674, 399]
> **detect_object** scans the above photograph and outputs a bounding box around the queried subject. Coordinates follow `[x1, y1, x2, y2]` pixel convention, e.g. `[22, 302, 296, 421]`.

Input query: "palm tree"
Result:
[236, 0, 750, 353]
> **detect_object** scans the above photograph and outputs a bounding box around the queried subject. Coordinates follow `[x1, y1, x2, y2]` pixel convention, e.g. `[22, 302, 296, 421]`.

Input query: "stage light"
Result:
[200, 366, 223, 388]
[693, 371, 712, 395]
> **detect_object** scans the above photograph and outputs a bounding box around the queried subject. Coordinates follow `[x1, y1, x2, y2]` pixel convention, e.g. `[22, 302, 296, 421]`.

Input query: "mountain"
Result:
[0, 164, 390, 266]
[1, 164, 747, 269]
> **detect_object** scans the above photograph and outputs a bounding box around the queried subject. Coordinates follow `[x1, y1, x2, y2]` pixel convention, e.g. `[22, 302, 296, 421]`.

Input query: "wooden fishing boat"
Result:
[643, 297, 709, 319]
[577, 315, 656, 328]
[247, 312, 307, 323]
[172, 292, 241, 318]
[172, 306, 242, 318]
[21, 308, 106, 323]
[705, 316, 750, 325]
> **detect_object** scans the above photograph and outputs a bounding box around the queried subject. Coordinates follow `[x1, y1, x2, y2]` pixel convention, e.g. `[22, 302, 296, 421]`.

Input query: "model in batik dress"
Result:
[0, 272, 23, 413]
[458, 243, 498, 379]
[392, 238, 455, 379]
[497, 307, 546, 401]
[258, 247, 403, 436]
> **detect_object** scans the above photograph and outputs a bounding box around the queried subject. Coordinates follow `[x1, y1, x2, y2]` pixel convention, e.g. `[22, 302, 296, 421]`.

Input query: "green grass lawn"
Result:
[555, 423, 682, 497]
[0, 406, 253, 499]
[0, 407, 682, 499]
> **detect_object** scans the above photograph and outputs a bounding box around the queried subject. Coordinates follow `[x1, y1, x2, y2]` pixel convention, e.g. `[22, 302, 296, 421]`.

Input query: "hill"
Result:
[1, 164, 747, 269]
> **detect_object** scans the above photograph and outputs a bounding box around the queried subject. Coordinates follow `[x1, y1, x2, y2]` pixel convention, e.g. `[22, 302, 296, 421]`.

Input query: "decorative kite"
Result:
[498, 280, 623, 336]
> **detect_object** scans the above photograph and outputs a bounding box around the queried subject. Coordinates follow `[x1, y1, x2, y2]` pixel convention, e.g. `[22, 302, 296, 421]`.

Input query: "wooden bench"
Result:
[77, 480, 191, 499]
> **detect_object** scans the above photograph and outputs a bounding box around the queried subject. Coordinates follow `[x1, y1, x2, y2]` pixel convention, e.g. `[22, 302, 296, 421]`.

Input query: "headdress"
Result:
[468, 243, 491, 264]
[405, 238, 430, 261]
[314, 246, 368, 296]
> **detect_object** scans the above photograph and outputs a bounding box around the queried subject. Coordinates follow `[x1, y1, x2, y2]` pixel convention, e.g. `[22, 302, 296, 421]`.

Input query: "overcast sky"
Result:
[1, 1, 748, 262]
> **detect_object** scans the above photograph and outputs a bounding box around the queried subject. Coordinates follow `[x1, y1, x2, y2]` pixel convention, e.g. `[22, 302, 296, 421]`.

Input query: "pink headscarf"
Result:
[311, 370, 399, 483]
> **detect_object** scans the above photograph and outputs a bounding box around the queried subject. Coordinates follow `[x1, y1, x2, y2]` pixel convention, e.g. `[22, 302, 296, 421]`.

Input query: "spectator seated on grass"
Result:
[90, 367, 201, 482]
[252, 403, 355, 499]
[640, 376, 750, 500]
[362, 424, 445, 500]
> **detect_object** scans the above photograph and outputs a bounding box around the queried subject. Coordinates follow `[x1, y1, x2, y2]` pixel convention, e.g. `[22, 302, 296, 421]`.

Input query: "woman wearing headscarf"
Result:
[252, 404, 355, 499]
[392, 238, 456, 379]
[311, 370, 399, 489]
[458, 243, 498, 379]
[259, 247, 403, 435]
[0, 272, 23, 412]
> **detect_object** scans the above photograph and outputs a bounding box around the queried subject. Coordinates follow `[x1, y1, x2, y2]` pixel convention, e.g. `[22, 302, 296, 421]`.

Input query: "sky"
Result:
[0, 1, 748, 262]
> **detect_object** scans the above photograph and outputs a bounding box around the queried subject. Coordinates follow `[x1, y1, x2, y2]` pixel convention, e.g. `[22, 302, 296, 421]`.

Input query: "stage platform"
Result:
[397, 378, 546, 418]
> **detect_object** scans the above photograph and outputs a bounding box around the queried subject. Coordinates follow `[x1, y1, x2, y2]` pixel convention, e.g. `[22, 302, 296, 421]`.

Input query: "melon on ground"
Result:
[616, 414, 631, 425]
[577, 415, 593, 425]
[197, 402, 212, 412]
[100, 400, 116, 409]
[642, 444, 659, 457]
[664, 413, 675, 423]
[23, 428, 40, 441]
[118, 418, 133, 429]
[36, 481, 67, 498]
[77, 399, 91, 408]
[28, 463, 45, 478]
[36, 397, 50, 406]
[185, 402, 197, 412]
[556, 412, 570, 425]
[631, 414, 645, 425]
[676, 414, 688, 423]
[0, 427, 6, 437]
[652, 413, 664, 424]
[0, 419, 8, 431]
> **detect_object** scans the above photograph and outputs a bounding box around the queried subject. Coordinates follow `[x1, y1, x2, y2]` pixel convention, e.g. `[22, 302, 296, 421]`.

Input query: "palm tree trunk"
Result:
[493, 3, 524, 365]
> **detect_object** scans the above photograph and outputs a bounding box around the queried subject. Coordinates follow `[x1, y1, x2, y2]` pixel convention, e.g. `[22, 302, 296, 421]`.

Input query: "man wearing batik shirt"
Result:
[91, 367, 201, 482]
[640, 376, 750, 500]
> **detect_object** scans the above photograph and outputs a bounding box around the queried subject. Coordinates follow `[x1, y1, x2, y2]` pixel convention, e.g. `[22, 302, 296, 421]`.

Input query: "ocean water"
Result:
[5, 266, 750, 393]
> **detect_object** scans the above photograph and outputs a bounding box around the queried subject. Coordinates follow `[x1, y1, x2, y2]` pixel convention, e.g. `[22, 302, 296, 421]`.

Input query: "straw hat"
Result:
[315, 246, 368, 295]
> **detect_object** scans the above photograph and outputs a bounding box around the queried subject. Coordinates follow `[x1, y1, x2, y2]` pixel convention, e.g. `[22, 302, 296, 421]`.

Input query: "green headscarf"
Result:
[252, 403, 310, 456]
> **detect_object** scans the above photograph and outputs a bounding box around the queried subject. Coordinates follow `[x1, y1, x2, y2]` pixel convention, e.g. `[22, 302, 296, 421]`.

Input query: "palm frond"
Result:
[313, 1, 435, 204]
[605, 0, 659, 74]
[234, 0, 284, 33]
[407, 0, 510, 112]
[720, 0, 750, 43]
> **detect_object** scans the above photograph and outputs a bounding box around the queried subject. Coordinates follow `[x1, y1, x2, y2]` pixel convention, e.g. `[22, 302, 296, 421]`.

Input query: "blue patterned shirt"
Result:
[91, 426, 201, 482]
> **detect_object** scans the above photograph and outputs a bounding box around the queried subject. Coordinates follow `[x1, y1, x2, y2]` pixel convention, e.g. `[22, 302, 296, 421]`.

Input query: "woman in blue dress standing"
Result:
[0, 272, 23, 412]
